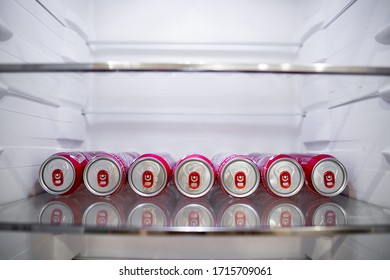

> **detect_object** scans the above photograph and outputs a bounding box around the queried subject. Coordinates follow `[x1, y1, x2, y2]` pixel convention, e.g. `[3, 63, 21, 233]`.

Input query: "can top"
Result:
[312, 202, 347, 226]
[311, 158, 348, 196]
[173, 204, 214, 227]
[84, 157, 123, 196]
[127, 203, 167, 227]
[39, 156, 76, 195]
[128, 156, 169, 197]
[266, 158, 304, 197]
[219, 157, 260, 197]
[220, 203, 260, 228]
[82, 202, 121, 226]
[174, 157, 215, 198]
[38, 201, 74, 225]
[267, 203, 305, 228]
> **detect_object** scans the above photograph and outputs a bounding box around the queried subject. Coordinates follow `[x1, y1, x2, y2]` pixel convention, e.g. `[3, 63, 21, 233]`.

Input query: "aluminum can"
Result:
[128, 153, 174, 197]
[39, 152, 100, 195]
[173, 154, 216, 198]
[83, 152, 139, 196]
[212, 153, 260, 198]
[127, 188, 176, 227]
[290, 154, 348, 197]
[172, 196, 215, 227]
[250, 153, 304, 197]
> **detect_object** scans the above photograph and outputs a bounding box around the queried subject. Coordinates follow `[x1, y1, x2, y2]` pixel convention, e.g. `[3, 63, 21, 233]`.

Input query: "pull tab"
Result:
[234, 171, 246, 189]
[235, 210, 246, 227]
[96, 210, 108, 225]
[142, 170, 154, 188]
[324, 210, 336, 226]
[52, 169, 64, 186]
[188, 171, 201, 189]
[97, 170, 109, 187]
[50, 209, 63, 224]
[324, 171, 335, 188]
[279, 171, 291, 189]
[142, 209, 153, 226]
[280, 210, 292, 227]
[188, 211, 200, 226]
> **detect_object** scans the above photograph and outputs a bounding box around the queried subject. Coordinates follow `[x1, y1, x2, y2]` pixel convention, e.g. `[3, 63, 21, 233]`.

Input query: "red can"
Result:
[212, 153, 260, 198]
[173, 154, 216, 198]
[39, 152, 100, 195]
[83, 152, 139, 196]
[249, 154, 305, 197]
[290, 154, 348, 197]
[128, 153, 175, 197]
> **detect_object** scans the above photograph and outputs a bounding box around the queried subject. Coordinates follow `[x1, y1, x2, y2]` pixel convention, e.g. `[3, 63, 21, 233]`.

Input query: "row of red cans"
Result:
[39, 152, 348, 198]
[38, 188, 348, 228]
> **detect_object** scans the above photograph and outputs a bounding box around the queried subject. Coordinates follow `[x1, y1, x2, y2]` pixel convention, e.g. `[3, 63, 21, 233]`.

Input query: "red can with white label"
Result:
[128, 153, 175, 197]
[39, 152, 100, 195]
[249, 154, 305, 197]
[213, 154, 260, 198]
[83, 152, 139, 196]
[290, 154, 348, 197]
[173, 154, 216, 198]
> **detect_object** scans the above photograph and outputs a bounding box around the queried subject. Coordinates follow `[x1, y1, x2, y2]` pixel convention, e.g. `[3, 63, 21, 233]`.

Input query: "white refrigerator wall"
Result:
[0, 0, 389, 212]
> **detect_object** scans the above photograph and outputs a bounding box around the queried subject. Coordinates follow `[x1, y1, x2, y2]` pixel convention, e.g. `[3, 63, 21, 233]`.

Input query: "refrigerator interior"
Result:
[0, 0, 390, 259]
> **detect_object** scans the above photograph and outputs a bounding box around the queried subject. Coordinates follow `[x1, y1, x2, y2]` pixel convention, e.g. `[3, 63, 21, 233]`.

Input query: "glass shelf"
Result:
[1, 185, 389, 236]
[0, 62, 390, 76]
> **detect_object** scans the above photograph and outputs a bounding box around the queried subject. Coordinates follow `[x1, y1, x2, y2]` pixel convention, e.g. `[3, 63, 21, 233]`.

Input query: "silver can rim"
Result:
[39, 156, 76, 195]
[266, 158, 305, 197]
[311, 158, 348, 197]
[174, 158, 215, 198]
[83, 156, 123, 196]
[128, 157, 168, 197]
[219, 157, 260, 198]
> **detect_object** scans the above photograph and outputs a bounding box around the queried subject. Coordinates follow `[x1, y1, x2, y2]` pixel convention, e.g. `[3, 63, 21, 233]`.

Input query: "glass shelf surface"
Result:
[0, 185, 389, 236]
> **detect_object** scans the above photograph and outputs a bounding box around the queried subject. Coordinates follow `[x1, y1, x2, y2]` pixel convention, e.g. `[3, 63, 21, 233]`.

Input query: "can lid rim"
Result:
[39, 156, 76, 195]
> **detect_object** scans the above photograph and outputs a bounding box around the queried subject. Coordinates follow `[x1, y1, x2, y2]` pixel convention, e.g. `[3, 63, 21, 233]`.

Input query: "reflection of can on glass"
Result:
[38, 191, 91, 225]
[172, 196, 215, 227]
[249, 154, 304, 197]
[296, 191, 348, 226]
[210, 188, 260, 228]
[84, 152, 139, 196]
[127, 188, 176, 227]
[128, 153, 174, 197]
[39, 152, 99, 195]
[82, 192, 130, 227]
[290, 154, 348, 197]
[260, 195, 305, 228]
[173, 154, 216, 198]
[212, 154, 260, 198]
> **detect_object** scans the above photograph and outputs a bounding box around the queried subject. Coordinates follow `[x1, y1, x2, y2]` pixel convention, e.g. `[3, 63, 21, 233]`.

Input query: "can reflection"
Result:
[38, 189, 91, 225]
[295, 189, 348, 227]
[172, 196, 215, 227]
[210, 187, 260, 228]
[127, 188, 175, 227]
